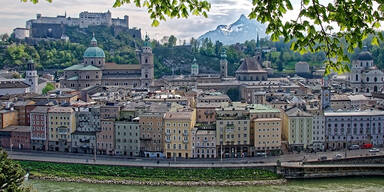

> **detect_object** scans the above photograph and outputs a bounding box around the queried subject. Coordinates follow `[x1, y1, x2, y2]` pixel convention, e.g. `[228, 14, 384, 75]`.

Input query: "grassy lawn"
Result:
[18, 160, 280, 182]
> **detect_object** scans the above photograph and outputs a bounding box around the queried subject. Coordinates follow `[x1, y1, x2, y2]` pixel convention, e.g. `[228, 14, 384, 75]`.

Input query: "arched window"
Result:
[374, 86, 378, 92]
[367, 88, 370, 93]
[91, 61, 93, 65]
[356, 74, 359, 81]
[374, 77, 378, 82]
[366, 77, 369, 82]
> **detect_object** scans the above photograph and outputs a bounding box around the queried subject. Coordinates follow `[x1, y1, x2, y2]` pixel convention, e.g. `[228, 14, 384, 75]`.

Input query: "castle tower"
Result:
[83, 33, 105, 67]
[140, 35, 154, 87]
[220, 49, 228, 78]
[25, 59, 39, 94]
[191, 57, 199, 76]
[321, 76, 331, 111]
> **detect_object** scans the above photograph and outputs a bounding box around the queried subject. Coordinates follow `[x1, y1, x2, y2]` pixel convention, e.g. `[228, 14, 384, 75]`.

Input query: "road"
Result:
[7, 148, 384, 168]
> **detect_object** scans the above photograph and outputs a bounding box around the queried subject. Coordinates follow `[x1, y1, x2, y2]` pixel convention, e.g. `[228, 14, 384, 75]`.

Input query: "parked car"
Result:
[256, 152, 266, 157]
[318, 156, 327, 161]
[349, 145, 360, 150]
[361, 143, 373, 149]
[334, 154, 343, 159]
[369, 148, 380, 153]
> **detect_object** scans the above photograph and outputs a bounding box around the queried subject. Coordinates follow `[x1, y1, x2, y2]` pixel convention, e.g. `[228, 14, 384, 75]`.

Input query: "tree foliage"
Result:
[42, 83, 55, 95]
[0, 149, 30, 192]
[248, 0, 384, 75]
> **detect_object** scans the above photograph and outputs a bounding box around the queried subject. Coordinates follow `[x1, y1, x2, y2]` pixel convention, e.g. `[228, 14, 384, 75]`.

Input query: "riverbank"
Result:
[18, 160, 284, 186]
[29, 175, 286, 186]
[27, 177, 384, 192]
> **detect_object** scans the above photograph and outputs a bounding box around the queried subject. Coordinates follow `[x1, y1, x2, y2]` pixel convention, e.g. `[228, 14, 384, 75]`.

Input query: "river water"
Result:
[28, 177, 384, 192]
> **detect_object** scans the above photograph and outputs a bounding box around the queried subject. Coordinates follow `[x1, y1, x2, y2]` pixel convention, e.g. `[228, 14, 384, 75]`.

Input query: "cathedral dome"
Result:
[83, 47, 105, 58]
[357, 51, 373, 60]
[84, 34, 105, 58]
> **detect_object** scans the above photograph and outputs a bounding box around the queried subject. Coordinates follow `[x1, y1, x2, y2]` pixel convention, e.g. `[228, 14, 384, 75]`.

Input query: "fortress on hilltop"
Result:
[14, 10, 141, 40]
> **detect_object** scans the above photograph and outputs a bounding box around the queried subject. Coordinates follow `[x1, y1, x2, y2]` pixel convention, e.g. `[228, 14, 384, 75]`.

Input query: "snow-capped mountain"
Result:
[198, 14, 267, 45]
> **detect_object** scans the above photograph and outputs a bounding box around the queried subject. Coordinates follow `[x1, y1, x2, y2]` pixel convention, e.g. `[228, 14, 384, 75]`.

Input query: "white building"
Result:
[13, 28, 30, 40]
[348, 50, 384, 94]
[324, 110, 384, 150]
[312, 115, 325, 150]
[295, 61, 310, 74]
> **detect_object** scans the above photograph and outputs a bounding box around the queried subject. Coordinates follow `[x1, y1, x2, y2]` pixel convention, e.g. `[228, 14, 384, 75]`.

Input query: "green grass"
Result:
[17, 160, 280, 182]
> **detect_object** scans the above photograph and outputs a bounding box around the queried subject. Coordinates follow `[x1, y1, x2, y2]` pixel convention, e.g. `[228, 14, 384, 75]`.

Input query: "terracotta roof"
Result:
[103, 63, 141, 70]
[236, 57, 267, 73]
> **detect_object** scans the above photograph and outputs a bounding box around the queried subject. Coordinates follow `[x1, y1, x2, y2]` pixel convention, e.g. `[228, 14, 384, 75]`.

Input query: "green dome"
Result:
[83, 47, 105, 58]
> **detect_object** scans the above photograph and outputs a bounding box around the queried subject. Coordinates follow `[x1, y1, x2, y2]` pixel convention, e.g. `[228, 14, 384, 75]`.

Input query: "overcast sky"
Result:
[0, 0, 303, 41]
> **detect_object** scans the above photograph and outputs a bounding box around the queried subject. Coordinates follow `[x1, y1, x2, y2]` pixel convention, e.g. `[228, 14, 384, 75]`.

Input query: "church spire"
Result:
[90, 32, 97, 47]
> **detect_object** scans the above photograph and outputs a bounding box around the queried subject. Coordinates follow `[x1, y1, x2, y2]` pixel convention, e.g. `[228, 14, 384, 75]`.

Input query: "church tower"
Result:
[191, 57, 199, 76]
[140, 35, 154, 87]
[321, 75, 331, 111]
[220, 49, 228, 78]
[25, 59, 39, 94]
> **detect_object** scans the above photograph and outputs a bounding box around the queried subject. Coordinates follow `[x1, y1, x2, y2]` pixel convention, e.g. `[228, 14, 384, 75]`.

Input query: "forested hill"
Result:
[0, 26, 383, 79]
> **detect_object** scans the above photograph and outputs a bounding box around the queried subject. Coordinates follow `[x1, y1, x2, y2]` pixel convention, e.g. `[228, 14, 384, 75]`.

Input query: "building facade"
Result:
[115, 118, 140, 156]
[192, 128, 216, 158]
[30, 106, 49, 151]
[216, 103, 250, 158]
[164, 110, 196, 158]
[139, 112, 165, 157]
[47, 107, 76, 152]
[324, 110, 384, 150]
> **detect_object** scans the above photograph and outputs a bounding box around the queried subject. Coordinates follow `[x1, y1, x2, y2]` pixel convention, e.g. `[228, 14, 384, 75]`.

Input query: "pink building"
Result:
[30, 106, 50, 151]
[97, 119, 115, 155]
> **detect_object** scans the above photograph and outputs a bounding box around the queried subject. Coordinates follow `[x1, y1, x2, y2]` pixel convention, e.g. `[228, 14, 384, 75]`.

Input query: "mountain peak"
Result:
[198, 14, 267, 45]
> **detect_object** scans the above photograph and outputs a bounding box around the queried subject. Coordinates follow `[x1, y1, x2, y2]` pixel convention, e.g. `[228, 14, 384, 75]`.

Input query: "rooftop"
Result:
[248, 104, 280, 113]
[324, 110, 384, 117]
[164, 111, 194, 120]
[0, 125, 30, 133]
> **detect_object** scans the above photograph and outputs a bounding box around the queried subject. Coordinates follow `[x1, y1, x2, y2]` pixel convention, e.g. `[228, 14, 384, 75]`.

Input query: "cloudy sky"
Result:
[0, 0, 302, 41]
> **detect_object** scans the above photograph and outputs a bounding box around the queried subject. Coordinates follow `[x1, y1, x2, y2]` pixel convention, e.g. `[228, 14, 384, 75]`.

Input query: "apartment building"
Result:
[164, 109, 196, 158]
[115, 118, 140, 157]
[47, 107, 76, 152]
[216, 102, 250, 158]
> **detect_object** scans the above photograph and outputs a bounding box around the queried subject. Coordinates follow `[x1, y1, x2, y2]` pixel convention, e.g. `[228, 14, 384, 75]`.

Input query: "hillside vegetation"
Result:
[0, 27, 383, 78]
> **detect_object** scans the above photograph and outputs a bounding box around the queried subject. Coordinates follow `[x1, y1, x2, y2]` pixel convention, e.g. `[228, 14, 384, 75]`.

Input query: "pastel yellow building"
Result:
[47, 107, 76, 152]
[249, 104, 282, 154]
[164, 109, 196, 158]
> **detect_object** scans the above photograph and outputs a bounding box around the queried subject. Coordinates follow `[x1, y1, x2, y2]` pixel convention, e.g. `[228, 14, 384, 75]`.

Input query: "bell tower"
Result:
[140, 34, 154, 87]
[25, 59, 39, 94]
[321, 76, 331, 111]
[220, 49, 228, 78]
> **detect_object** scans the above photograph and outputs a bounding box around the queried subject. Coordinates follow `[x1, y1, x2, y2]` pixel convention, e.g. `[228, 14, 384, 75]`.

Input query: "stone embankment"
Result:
[30, 175, 287, 186]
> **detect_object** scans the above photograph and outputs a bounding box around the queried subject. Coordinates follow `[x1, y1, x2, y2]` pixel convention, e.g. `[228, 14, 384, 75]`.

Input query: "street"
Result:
[7, 148, 384, 167]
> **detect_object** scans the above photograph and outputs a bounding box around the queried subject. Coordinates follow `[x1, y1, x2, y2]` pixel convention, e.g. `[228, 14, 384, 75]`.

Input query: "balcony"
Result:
[183, 140, 189, 144]
[165, 132, 171, 136]
[183, 132, 188, 136]
[165, 138, 171, 143]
